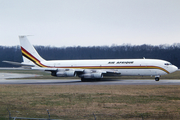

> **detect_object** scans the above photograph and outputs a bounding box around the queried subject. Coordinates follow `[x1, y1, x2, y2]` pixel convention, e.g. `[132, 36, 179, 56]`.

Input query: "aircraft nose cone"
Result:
[167, 65, 178, 74]
[174, 66, 178, 71]
[171, 65, 178, 73]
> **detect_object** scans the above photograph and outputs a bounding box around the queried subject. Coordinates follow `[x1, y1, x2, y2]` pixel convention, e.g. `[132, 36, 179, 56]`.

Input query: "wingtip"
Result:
[19, 35, 33, 38]
[19, 36, 25, 38]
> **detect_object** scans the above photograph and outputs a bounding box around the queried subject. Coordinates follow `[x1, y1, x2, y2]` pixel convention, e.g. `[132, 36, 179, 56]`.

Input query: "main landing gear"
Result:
[81, 78, 101, 82]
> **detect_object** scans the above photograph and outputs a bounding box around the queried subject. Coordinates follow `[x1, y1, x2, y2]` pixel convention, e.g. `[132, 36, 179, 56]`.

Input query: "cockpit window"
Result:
[164, 63, 172, 65]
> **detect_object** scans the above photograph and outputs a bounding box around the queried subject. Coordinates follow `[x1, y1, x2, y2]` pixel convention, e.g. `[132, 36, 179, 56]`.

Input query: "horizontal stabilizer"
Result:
[2, 61, 35, 67]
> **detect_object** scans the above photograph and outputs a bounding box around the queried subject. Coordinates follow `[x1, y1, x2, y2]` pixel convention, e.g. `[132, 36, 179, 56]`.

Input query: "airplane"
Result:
[3, 36, 178, 82]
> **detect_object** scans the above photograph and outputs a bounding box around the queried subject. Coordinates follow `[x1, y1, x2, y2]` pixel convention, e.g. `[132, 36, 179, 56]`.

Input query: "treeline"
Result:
[1, 43, 180, 67]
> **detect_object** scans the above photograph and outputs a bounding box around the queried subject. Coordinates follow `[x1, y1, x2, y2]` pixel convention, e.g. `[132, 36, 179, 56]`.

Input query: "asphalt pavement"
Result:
[0, 73, 180, 85]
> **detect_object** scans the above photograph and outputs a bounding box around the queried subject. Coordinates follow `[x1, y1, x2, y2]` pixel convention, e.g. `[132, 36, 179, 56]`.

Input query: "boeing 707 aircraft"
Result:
[3, 36, 178, 82]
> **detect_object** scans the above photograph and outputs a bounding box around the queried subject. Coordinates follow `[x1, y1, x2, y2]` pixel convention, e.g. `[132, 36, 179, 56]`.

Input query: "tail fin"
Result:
[19, 36, 45, 67]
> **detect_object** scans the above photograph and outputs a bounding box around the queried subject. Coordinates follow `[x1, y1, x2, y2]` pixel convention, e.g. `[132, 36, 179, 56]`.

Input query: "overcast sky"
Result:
[0, 0, 180, 47]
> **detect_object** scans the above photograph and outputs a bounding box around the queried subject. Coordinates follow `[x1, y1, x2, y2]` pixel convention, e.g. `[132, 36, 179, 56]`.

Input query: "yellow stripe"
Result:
[22, 50, 46, 67]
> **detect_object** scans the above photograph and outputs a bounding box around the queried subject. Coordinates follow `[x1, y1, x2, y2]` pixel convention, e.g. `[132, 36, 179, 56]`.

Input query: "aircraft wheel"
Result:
[81, 78, 88, 82]
[155, 77, 159, 81]
[95, 78, 101, 81]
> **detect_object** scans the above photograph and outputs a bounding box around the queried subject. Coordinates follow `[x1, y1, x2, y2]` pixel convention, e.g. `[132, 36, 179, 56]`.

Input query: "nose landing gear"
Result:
[155, 77, 159, 81]
[155, 75, 160, 81]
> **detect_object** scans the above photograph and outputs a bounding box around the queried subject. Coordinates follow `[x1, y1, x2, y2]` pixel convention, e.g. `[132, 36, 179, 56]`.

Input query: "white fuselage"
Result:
[18, 36, 178, 81]
[39, 59, 178, 76]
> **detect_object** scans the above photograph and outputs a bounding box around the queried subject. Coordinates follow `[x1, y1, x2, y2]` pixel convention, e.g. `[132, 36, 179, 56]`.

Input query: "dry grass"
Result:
[1, 85, 180, 119]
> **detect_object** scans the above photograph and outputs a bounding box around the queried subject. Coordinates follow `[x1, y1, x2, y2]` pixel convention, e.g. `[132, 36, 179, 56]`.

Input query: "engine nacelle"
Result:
[83, 73, 103, 79]
[52, 71, 76, 77]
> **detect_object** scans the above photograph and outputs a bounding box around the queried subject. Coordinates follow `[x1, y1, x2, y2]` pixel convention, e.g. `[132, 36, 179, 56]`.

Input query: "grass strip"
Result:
[1, 85, 180, 119]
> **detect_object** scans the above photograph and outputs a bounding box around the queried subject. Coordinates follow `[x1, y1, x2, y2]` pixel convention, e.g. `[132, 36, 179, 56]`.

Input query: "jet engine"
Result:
[83, 73, 103, 79]
[51, 71, 76, 77]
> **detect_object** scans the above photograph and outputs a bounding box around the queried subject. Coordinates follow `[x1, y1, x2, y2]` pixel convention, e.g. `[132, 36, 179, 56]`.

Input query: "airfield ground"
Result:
[0, 69, 180, 120]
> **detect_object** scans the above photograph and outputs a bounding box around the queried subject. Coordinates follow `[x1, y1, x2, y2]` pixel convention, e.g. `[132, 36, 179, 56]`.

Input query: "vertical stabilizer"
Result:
[19, 36, 45, 66]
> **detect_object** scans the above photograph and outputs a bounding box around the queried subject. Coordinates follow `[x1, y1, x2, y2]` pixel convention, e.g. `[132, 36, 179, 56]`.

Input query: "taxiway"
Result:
[0, 73, 180, 85]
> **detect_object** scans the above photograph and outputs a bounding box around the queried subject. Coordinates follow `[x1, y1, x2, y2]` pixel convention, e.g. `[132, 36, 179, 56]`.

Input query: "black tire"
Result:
[95, 78, 101, 81]
[155, 77, 159, 81]
[81, 78, 88, 82]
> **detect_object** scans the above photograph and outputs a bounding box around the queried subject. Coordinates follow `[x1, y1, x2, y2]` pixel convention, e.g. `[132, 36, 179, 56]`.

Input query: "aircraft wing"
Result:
[32, 67, 121, 77]
[3, 60, 121, 77]
[103, 70, 121, 76]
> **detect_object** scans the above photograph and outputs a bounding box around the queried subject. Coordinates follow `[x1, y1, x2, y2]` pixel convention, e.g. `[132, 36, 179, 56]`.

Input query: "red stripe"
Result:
[21, 47, 49, 67]
[21, 47, 40, 63]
